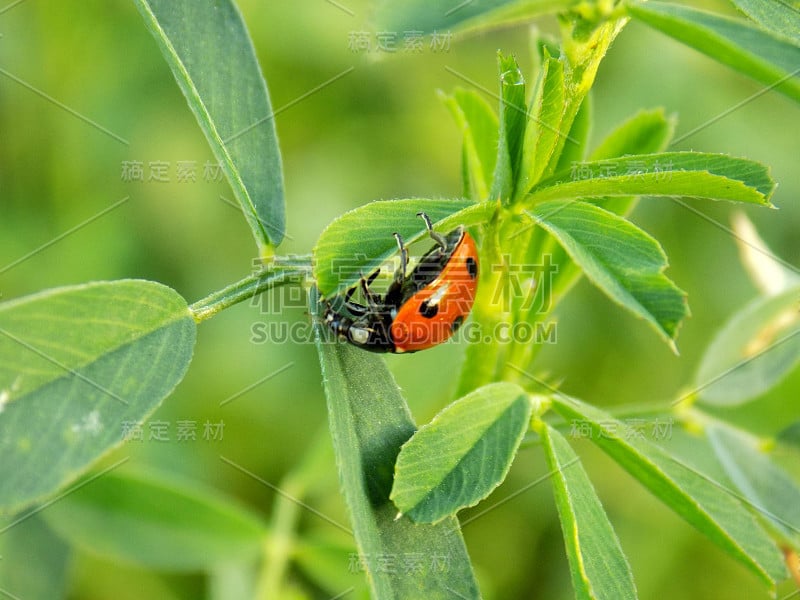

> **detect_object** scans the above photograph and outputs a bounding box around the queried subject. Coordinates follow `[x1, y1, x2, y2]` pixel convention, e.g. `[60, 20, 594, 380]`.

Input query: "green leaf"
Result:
[730, 0, 800, 46]
[626, 0, 800, 104]
[695, 285, 800, 406]
[518, 53, 567, 195]
[528, 201, 688, 349]
[293, 535, 364, 597]
[391, 382, 531, 524]
[373, 0, 581, 35]
[731, 212, 800, 296]
[550, 395, 787, 588]
[708, 426, 800, 547]
[588, 108, 676, 215]
[441, 89, 499, 201]
[491, 52, 527, 203]
[313, 199, 494, 296]
[0, 516, 70, 600]
[312, 290, 480, 599]
[554, 90, 592, 175]
[529, 152, 776, 206]
[540, 425, 638, 600]
[40, 468, 266, 570]
[134, 0, 285, 251]
[0, 280, 195, 513]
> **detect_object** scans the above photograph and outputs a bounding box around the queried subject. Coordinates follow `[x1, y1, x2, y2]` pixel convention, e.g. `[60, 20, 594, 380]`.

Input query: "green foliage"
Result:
[529, 200, 689, 348]
[626, 0, 800, 103]
[529, 152, 775, 206]
[708, 426, 800, 548]
[134, 0, 285, 252]
[541, 424, 637, 600]
[312, 290, 479, 599]
[41, 469, 267, 570]
[391, 382, 531, 523]
[313, 199, 494, 296]
[0, 280, 195, 513]
[550, 395, 787, 588]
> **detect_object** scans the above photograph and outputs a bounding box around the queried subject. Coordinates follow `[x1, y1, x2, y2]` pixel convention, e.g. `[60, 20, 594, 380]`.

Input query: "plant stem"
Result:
[189, 259, 311, 323]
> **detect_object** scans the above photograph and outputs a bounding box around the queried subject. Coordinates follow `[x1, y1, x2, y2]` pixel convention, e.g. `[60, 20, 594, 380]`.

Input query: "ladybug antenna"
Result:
[417, 212, 447, 250]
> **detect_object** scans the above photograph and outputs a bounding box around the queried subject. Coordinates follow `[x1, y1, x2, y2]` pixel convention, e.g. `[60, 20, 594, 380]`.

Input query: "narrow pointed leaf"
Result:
[441, 89, 499, 200]
[134, 0, 285, 251]
[528, 201, 688, 349]
[708, 426, 800, 547]
[41, 469, 266, 570]
[627, 1, 800, 103]
[312, 291, 479, 599]
[588, 108, 676, 215]
[541, 425, 638, 600]
[391, 383, 531, 524]
[519, 53, 567, 195]
[373, 0, 581, 35]
[730, 0, 800, 46]
[695, 285, 800, 406]
[553, 91, 592, 175]
[491, 53, 527, 202]
[529, 152, 776, 206]
[0, 280, 196, 513]
[550, 394, 788, 588]
[313, 199, 494, 296]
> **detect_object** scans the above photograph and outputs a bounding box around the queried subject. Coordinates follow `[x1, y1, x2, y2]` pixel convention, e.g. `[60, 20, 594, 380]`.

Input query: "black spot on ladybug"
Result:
[451, 315, 464, 332]
[466, 256, 478, 279]
[419, 300, 439, 318]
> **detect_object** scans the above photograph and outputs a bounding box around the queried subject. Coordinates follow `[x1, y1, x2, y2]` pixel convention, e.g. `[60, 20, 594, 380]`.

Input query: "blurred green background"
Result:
[1, 1, 798, 598]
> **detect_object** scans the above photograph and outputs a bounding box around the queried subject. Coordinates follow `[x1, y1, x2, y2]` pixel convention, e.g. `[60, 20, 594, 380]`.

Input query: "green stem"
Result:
[256, 479, 302, 600]
[189, 259, 311, 323]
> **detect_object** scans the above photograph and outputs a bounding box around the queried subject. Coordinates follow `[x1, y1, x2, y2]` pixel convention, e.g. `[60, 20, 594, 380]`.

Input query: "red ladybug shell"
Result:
[390, 231, 478, 352]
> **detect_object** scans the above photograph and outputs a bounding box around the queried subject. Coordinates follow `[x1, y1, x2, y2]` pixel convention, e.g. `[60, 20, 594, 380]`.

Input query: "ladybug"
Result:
[323, 212, 479, 353]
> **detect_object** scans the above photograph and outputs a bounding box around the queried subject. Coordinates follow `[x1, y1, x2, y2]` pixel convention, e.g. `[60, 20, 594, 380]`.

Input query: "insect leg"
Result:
[417, 211, 447, 250]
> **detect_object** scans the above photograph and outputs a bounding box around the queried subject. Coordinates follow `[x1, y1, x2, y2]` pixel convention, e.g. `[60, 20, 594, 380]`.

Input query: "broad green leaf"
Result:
[730, 0, 800, 46]
[134, 0, 285, 251]
[626, 1, 800, 103]
[528, 200, 688, 349]
[0, 516, 70, 600]
[518, 53, 567, 195]
[391, 383, 531, 524]
[491, 52, 527, 203]
[41, 468, 266, 570]
[550, 395, 787, 587]
[589, 108, 676, 215]
[731, 212, 800, 296]
[695, 285, 800, 406]
[441, 89, 499, 201]
[529, 152, 776, 206]
[0, 280, 196, 513]
[708, 426, 800, 547]
[313, 199, 494, 296]
[373, 0, 581, 35]
[312, 290, 480, 599]
[541, 425, 638, 600]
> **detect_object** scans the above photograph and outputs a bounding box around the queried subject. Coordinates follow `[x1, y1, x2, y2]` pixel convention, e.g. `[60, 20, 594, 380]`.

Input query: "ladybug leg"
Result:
[344, 286, 368, 316]
[417, 211, 447, 251]
[392, 232, 408, 283]
[359, 269, 381, 308]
